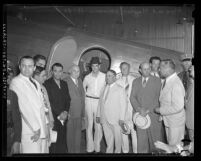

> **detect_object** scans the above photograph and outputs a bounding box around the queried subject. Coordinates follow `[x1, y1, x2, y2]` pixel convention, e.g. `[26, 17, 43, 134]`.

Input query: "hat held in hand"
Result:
[133, 112, 151, 129]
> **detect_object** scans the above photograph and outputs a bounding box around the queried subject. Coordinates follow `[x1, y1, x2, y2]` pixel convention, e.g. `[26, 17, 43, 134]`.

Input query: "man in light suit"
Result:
[96, 70, 127, 153]
[64, 65, 85, 153]
[155, 59, 186, 146]
[130, 62, 164, 153]
[10, 56, 47, 153]
[116, 62, 137, 153]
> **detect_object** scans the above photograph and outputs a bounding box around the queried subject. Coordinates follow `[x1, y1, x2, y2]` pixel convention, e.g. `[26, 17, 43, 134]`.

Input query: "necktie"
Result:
[142, 78, 147, 87]
[29, 78, 37, 90]
[162, 79, 166, 89]
[75, 79, 78, 87]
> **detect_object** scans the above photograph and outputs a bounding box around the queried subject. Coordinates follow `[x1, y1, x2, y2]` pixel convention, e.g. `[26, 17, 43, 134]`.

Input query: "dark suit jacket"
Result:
[7, 89, 22, 142]
[130, 75, 161, 113]
[64, 76, 85, 118]
[44, 77, 71, 129]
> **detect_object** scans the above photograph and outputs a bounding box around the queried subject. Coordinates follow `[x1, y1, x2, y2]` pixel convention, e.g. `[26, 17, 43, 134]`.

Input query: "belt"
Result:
[86, 95, 100, 99]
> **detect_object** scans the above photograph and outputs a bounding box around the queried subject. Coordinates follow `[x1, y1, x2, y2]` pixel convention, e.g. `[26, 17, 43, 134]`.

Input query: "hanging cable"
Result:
[54, 6, 75, 26]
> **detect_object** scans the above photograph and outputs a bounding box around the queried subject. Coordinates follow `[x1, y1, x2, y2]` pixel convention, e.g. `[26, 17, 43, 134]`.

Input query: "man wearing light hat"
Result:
[130, 62, 164, 153]
[178, 53, 193, 92]
[83, 57, 106, 153]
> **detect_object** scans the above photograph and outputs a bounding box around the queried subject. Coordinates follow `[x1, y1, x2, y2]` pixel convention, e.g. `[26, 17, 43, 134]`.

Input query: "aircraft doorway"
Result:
[78, 47, 111, 80]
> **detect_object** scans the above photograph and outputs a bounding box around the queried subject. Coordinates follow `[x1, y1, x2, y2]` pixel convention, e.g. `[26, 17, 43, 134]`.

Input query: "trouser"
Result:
[85, 98, 102, 152]
[7, 127, 14, 156]
[165, 125, 185, 146]
[102, 121, 122, 153]
[187, 129, 194, 141]
[67, 118, 82, 153]
[21, 134, 48, 153]
[50, 120, 67, 153]
[122, 126, 137, 153]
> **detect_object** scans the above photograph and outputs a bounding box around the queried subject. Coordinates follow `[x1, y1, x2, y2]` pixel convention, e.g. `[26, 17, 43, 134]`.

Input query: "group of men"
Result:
[6, 52, 194, 155]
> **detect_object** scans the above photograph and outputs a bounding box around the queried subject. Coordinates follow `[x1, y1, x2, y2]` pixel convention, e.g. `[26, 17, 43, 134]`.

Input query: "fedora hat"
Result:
[120, 121, 132, 135]
[90, 57, 101, 65]
[133, 112, 151, 129]
[180, 54, 193, 61]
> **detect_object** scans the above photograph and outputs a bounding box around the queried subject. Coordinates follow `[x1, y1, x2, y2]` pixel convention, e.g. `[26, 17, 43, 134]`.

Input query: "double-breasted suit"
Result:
[159, 73, 186, 145]
[10, 74, 47, 153]
[130, 75, 164, 153]
[44, 77, 71, 153]
[97, 83, 127, 153]
[65, 76, 85, 153]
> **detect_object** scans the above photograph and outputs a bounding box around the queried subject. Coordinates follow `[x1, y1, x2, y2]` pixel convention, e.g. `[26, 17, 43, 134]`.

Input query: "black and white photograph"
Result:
[2, 4, 195, 157]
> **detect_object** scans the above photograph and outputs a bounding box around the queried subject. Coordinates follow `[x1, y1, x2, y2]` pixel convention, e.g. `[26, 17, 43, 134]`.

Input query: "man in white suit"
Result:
[116, 62, 137, 153]
[10, 56, 47, 153]
[154, 59, 186, 146]
[96, 70, 127, 153]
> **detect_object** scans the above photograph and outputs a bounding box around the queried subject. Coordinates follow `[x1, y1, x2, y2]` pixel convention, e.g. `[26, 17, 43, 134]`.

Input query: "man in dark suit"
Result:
[64, 64, 85, 153]
[130, 61, 164, 153]
[44, 63, 71, 153]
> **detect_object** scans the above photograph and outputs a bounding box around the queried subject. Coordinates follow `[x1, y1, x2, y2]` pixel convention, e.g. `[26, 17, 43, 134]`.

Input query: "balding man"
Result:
[155, 59, 186, 146]
[64, 65, 85, 153]
[130, 62, 164, 153]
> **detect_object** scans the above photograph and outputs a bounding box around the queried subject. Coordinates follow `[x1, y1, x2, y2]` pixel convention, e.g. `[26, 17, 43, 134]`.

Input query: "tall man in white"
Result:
[155, 59, 186, 145]
[10, 56, 47, 153]
[116, 62, 137, 153]
[96, 70, 127, 153]
[83, 57, 106, 153]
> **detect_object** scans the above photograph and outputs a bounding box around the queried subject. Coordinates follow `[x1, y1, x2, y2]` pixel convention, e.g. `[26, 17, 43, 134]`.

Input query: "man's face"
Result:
[151, 59, 160, 72]
[159, 62, 169, 79]
[140, 63, 151, 77]
[121, 64, 130, 76]
[19, 58, 35, 78]
[182, 59, 192, 71]
[71, 66, 80, 79]
[106, 71, 116, 85]
[39, 70, 47, 84]
[91, 64, 100, 73]
[36, 59, 46, 68]
[52, 66, 63, 80]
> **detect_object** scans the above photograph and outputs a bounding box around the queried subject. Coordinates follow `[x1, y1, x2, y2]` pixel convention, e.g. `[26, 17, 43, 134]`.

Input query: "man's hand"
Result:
[139, 108, 149, 117]
[154, 107, 160, 114]
[119, 120, 124, 126]
[31, 129, 40, 142]
[96, 117, 100, 124]
[11, 142, 21, 154]
[59, 111, 68, 121]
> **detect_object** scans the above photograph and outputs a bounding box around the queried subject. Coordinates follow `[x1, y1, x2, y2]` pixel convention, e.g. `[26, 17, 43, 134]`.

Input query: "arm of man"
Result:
[64, 81, 71, 120]
[130, 79, 141, 112]
[160, 83, 185, 116]
[10, 81, 40, 132]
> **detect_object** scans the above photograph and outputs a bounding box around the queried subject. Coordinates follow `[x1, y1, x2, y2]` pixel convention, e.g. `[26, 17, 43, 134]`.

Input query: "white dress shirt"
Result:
[83, 71, 106, 97]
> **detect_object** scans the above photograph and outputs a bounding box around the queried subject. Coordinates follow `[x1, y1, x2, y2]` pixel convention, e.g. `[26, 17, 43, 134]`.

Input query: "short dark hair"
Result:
[149, 56, 161, 64]
[51, 63, 63, 71]
[120, 62, 130, 69]
[107, 69, 116, 76]
[18, 56, 34, 66]
[161, 59, 176, 70]
[33, 54, 46, 64]
[33, 66, 45, 77]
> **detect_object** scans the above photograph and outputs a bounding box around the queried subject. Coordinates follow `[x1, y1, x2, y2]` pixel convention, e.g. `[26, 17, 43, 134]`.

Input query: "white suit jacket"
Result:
[116, 75, 135, 121]
[97, 83, 127, 125]
[159, 73, 186, 128]
[10, 74, 47, 138]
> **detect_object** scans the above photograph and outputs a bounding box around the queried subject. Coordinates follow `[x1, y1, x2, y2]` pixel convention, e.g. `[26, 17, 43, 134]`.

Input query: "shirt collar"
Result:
[166, 72, 177, 83]
[19, 73, 31, 80]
